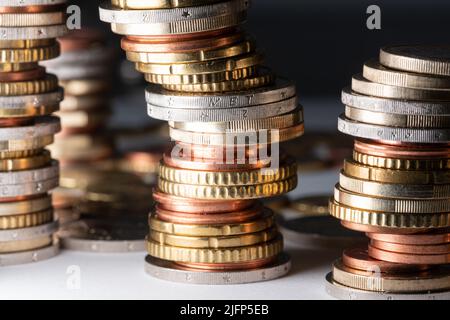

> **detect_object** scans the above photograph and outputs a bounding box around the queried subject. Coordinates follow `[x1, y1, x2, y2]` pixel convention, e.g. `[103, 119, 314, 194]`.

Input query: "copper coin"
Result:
[0, 66, 45, 82]
[126, 27, 237, 43]
[0, 117, 34, 127]
[155, 203, 263, 225]
[122, 30, 243, 53]
[153, 190, 254, 214]
[0, 4, 65, 13]
[368, 244, 450, 265]
[176, 256, 276, 271]
[370, 239, 450, 255]
[368, 232, 450, 245]
[355, 139, 450, 158]
[343, 247, 430, 274]
[58, 28, 106, 52]
[341, 221, 446, 234]
[163, 150, 271, 171]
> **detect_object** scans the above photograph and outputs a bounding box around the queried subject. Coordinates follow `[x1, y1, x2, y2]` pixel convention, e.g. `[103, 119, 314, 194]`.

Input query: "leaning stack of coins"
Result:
[100, 0, 304, 284]
[42, 29, 114, 224]
[326, 45, 450, 299]
[0, 0, 67, 265]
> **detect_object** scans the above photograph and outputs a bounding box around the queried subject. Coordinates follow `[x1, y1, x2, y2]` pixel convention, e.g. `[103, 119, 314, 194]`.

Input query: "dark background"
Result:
[76, 0, 450, 96]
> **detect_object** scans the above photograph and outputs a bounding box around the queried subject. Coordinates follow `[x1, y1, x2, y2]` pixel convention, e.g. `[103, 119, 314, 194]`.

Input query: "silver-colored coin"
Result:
[325, 273, 450, 300]
[0, 221, 58, 242]
[59, 218, 147, 252]
[0, 25, 67, 40]
[342, 87, 450, 115]
[60, 238, 145, 252]
[99, 0, 250, 24]
[278, 217, 365, 250]
[0, 116, 60, 141]
[144, 253, 291, 285]
[0, 242, 59, 267]
[0, 161, 58, 186]
[146, 79, 296, 109]
[110, 12, 246, 36]
[147, 97, 299, 122]
[0, 89, 63, 109]
[45, 65, 110, 80]
[338, 114, 450, 143]
[0, 177, 58, 197]
[0, 0, 67, 6]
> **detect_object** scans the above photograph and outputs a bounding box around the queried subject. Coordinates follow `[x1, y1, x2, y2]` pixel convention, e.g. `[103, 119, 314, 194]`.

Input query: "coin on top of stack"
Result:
[327, 45, 450, 300]
[0, 0, 68, 266]
[100, 0, 305, 284]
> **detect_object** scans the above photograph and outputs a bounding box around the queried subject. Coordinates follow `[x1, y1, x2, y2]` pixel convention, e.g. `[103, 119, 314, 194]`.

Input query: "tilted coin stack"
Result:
[43, 29, 114, 225]
[0, 0, 67, 265]
[100, 0, 304, 284]
[326, 45, 450, 299]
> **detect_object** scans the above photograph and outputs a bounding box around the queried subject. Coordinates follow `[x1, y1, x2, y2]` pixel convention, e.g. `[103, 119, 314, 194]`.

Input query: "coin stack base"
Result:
[144, 254, 291, 285]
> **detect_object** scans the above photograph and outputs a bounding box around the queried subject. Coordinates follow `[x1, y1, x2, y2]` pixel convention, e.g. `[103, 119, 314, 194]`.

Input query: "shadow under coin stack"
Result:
[0, 1, 67, 266]
[43, 29, 114, 225]
[100, 0, 304, 284]
[326, 45, 450, 300]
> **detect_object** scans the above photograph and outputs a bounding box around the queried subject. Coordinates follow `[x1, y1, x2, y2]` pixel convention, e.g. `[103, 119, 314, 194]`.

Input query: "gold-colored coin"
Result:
[363, 59, 450, 89]
[150, 227, 278, 248]
[352, 74, 450, 101]
[0, 74, 58, 96]
[162, 70, 274, 93]
[0, 39, 54, 49]
[0, 236, 52, 253]
[0, 135, 53, 155]
[345, 105, 450, 128]
[60, 79, 110, 96]
[170, 107, 303, 133]
[60, 95, 106, 111]
[149, 211, 275, 237]
[111, 0, 222, 9]
[137, 52, 262, 75]
[128, 40, 254, 64]
[329, 199, 450, 228]
[334, 184, 450, 214]
[0, 43, 60, 63]
[380, 45, 450, 77]
[147, 235, 284, 263]
[353, 150, 450, 171]
[332, 259, 450, 293]
[0, 62, 37, 72]
[169, 123, 305, 145]
[0, 149, 42, 160]
[0, 150, 51, 171]
[0, 12, 66, 27]
[339, 171, 450, 199]
[159, 160, 297, 186]
[158, 176, 298, 200]
[145, 66, 257, 85]
[0, 104, 58, 118]
[344, 158, 450, 184]
[0, 209, 53, 230]
[0, 195, 51, 216]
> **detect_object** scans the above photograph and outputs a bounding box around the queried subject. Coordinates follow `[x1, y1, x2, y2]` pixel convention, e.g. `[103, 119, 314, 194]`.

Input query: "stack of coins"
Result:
[0, 0, 67, 265]
[326, 45, 450, 299]
[100, 0, 304, 284]
[43, 29, 114, 224]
